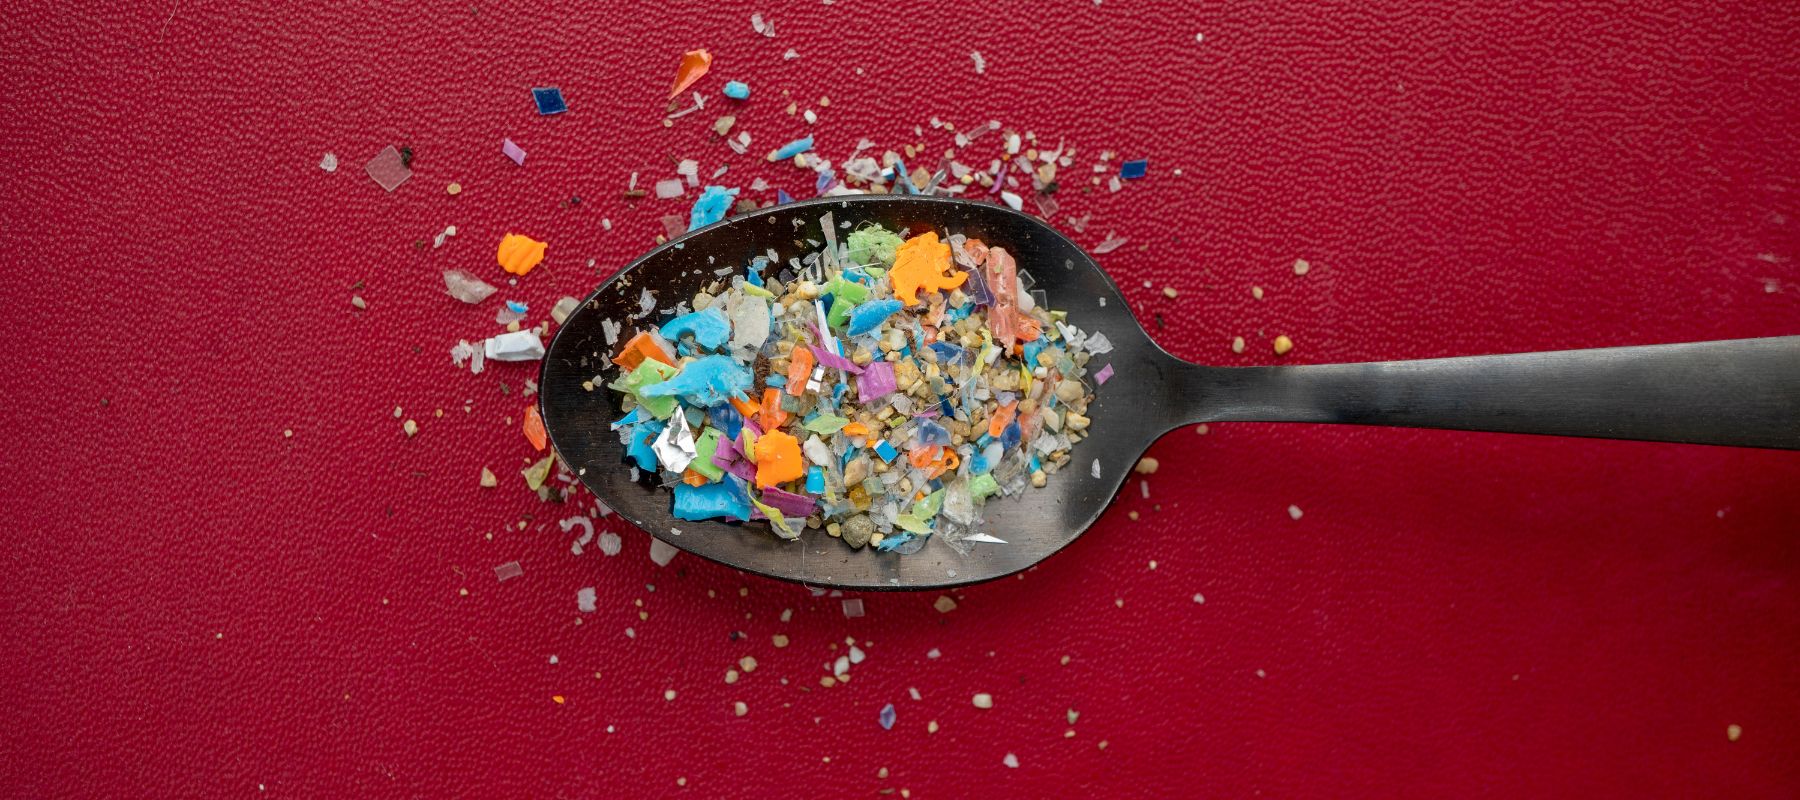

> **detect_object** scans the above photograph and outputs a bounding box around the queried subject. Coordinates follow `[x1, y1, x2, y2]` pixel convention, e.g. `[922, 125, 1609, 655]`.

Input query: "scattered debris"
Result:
[319, 152, 338, 173]
[649, 538, 679, 566]
[841, 598, 865, 618]
[1288, 504, 1303, 520]
[1134, 457, 1159, 474]
[723, 81, 750, 100]
[485, 330, 546, 361]
[494, 561, 524, 582]
[496, 233, 547, 275]
[578, 587, 597, 612]
[1273, 335, 1294, 356]
[970, 51, 986, 74]
[972, 693, 993, 709]
[502, 138, 527, 166]
[670, 49, 713, 98]
[934, 595, 957, 614]
[443, 269, 496, 304]
[879, 703, 896, 729]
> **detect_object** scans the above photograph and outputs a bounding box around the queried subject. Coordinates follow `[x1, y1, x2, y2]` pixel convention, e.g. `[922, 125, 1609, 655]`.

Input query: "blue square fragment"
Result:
[873, 440, 898, 463]
[532, 87, 568, 116]
[1120, 159, 1148, 179]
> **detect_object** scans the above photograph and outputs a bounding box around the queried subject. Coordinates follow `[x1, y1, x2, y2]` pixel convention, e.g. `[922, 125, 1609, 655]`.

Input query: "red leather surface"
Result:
[4, 1, 1798, 797]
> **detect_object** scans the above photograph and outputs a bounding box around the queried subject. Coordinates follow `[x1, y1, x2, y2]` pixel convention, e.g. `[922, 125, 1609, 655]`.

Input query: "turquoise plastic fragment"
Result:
[641, 355, 753, 408]
[609, 359, 680, 419]
[846, 299, 903, 336]
[873, 440, 898, 463]
[673, 480, 751, 521]
[626, 420, 665, 472]
[769, 135, 813, 161]
[689, 185, 740, 231]
[805, 466, 825, 493]
[723, 80, 750, 100]
[660, 307, 731, 350]
[690, 428, 724, 480]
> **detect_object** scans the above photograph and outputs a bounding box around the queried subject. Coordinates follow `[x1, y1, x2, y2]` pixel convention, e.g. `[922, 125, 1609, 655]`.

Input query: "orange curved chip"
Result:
[841, 422, 870, 437]
[497, 233, 547, 276]
[729, 394, 762, 420]
[785, 347, 815, 397]
[989, 400, 1018, 438]
[908, 446, 939, 469]
[759, 387, 788, 431]
[753, 429, 804, 488]
[522, 404, 548, 452]
[670, 49, 713, 99]
[611, 331, 675, 371]
[681, 468, 710, 487]
[888, 232, 967, 306]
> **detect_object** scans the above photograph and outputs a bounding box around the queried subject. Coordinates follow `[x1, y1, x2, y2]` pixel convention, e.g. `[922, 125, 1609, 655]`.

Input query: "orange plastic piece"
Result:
[522, 404, 548, 452]
[753, 429, 804, 488]
[669, 49, 713, 99]
[496, 233, 547, 276]
[841, 422, 870, 437]
[908, 446, 940, 469]
[759, 387, 788, 430]
[681, 468, 710, 487]
[785, 347, 815, 397]
[729, 394, 762, 420]
[888, 231, 967, 306]
[989, 400, 1018, 437]
[611, 331, 676, 372]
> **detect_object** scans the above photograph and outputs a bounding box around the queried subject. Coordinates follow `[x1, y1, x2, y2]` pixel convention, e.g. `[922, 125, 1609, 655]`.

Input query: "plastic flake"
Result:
[485, 330, 545, 362]
[689, 185, 739, 231]
[364, 145, 411, 192]
[878, 702, 896, 729]
[669, 49, 713, 99]
[502, 138, 526, 166]
[443, 269, 497, 304]
[723, 81, 750, 100]
[531, 87, 568, 116]
[1120, 159, 1148, 179]
[1093, 363, 1115, 385]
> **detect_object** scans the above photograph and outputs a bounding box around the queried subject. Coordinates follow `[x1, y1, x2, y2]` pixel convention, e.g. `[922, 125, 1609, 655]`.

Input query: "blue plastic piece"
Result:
[612, 407, 647, 430]
[770, 135, 814, 161]
[626, 420, 665, 472]
[746, 265, 765, 287]
[641, 355, 753, 408]
[688, 185, 740, 231]
[766, 374, 787, 388]
[777, 188, 793, 205]
[938, 397, 956, 418]
[1120, 159, 1148, 179]
[874, 532, 915, 551]
[891, 156, 910, 194]
[976, 433, 993, 448]
[916, 420, 951, 447]
[1029, 455, 1041, 473]
[531, 87, 568, 116]
[815, 168, 837, 195]
[928, 342, 964, 363]
[846, 299, 903, 337]
[506, 299, 529, 314]
[660, 307, 731, 350]
[805, 467, 825, 494]
[1000, 419, 1022, 451]
[1022, 338, 1047, 367]
[723, 80, 750, 100]
[673, 480, 752, 521]
[873, 440, 898, 463]
[709, 403, 744, 440]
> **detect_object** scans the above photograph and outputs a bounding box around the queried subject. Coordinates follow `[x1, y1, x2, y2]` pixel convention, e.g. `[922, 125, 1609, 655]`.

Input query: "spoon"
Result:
[540, 195, 1800, 590]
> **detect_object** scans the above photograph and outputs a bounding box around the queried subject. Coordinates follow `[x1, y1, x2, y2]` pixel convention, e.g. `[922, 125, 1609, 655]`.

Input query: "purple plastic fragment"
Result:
[502, 138, 526, 166]
[811, 345, 864, 375]
[724, 459, 757, 482]
[759, 486, 818, 518]
[857, 361, 897, 402]
[1094, 363, 1114, 385]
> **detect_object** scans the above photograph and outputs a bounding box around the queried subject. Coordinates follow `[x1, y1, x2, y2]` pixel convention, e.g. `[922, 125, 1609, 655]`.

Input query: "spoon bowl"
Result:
[541, 195, 1800, 590]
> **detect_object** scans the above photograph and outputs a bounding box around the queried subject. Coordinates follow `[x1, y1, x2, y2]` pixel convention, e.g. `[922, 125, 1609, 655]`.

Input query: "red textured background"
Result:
[4, 0, 1799, 797]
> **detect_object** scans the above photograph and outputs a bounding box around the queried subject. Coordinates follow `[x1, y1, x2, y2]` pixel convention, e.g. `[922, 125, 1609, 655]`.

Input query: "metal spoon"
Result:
[540, 195, 1800, 590]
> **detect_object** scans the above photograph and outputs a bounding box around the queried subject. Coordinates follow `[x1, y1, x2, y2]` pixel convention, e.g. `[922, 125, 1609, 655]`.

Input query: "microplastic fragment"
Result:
[364, 146, 411, 192]
[842, 599, 864, 618]
[531, 87, 568, 115]
[649, 538, 679, 566]
[319, 152, 338, 173]
[723, 81, 750, 100]
[578, 587, 597, 612]
[502, 138, 526, 166]
[493, 561, 523, 582]
[1120, 159, 1148, 179]
[1093, 363, 1114, 385]
[879, 703, 896, 730]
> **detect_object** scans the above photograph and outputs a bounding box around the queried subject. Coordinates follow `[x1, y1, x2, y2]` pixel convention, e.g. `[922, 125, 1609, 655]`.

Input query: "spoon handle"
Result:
[1186, 336, 1800, 449]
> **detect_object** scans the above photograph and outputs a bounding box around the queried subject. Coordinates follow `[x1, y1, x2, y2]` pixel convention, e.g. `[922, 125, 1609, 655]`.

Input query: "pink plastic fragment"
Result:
[724, 459, 757, 482]
[502, 138, 526, 166]
[1094, 363, 1115, 385]
[811, 345, 865, 375]
[856, 361, 897, 402]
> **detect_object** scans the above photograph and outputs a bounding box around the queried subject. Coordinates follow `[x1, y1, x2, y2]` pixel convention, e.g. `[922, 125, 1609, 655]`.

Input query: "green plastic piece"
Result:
[608, 359, 679, 419]
[690, 427, 724, 480]
[968, 473, 1000, 502]
[846, 227, 905, 266]
[824, 275, 870, 328]
[803, 414, 850, 435]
